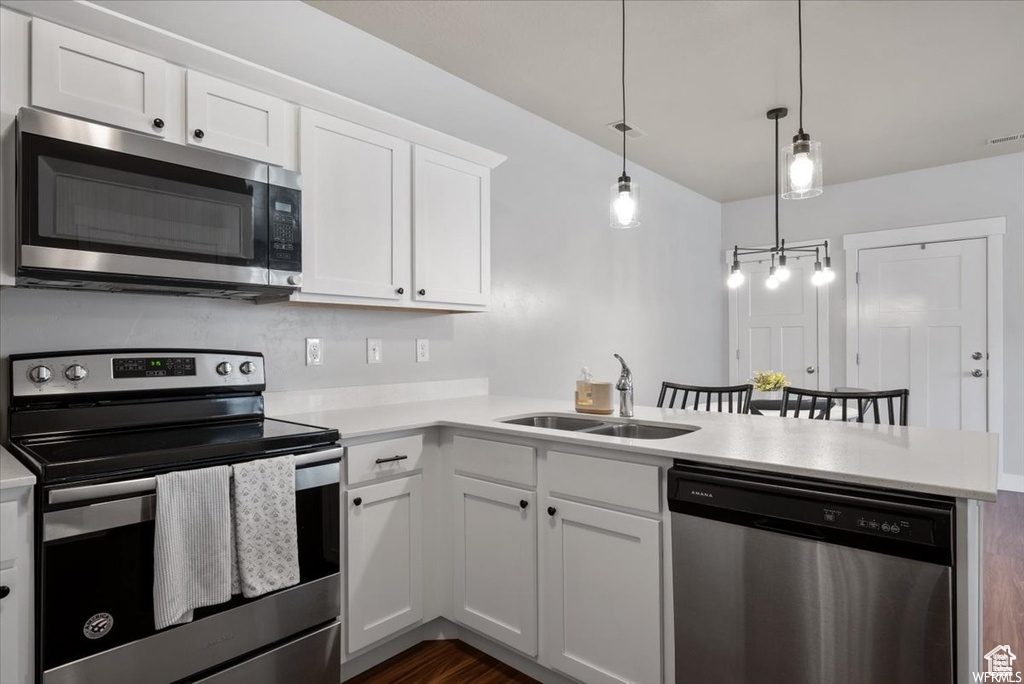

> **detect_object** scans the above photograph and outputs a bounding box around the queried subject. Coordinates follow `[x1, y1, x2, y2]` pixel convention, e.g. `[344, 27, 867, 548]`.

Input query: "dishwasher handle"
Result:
[753, 517, 826, 541]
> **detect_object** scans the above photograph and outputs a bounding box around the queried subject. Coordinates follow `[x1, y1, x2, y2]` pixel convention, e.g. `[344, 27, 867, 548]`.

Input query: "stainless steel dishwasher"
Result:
[668, 461, 955, 684]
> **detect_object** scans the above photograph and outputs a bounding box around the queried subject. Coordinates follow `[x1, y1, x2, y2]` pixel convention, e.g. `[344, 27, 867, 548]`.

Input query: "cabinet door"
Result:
[186, 71, 287, 165]
[347, 475, 422, 653]
[543, 498, 662, 684]
[412, 147, 490, 307]
[0, 566, 20, 684]
[299, 108, 411, 301]
[31, 19, 168, 136]
[453, 476, 537, 655]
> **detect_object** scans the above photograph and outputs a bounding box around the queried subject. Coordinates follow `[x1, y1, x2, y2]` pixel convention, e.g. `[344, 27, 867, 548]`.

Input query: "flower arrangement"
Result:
[751, 370, 790, 393]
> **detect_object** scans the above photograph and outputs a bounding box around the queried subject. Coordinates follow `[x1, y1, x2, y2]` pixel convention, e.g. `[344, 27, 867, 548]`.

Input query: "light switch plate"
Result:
[305, 338, 322, 366]
[416, 339, 429, 363]
[367, 338, 382, 364]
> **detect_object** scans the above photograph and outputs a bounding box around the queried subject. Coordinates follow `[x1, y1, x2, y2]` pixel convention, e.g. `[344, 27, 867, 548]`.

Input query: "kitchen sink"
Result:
[585, 423, 696, 440]
[499, 414, 697, 440]
[502, 415, 607, 431]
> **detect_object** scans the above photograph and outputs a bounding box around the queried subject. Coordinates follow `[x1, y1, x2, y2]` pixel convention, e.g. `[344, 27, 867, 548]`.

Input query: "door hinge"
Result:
[856, 353, 860, 365]
[855, 271, 859, 285]
[736, 349, 740, 360]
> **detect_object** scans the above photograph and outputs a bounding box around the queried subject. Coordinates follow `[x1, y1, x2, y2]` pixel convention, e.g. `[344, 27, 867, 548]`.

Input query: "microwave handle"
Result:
[47, 446, 343, 506]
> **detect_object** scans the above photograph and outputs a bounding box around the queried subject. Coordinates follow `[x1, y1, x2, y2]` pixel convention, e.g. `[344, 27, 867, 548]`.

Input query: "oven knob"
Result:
[287, 275, 302, 286]
[64, 364, 88, 382]
[216, 362, 232, 376]
[28, 365, 53, 384]
[240, 361, 256, 375]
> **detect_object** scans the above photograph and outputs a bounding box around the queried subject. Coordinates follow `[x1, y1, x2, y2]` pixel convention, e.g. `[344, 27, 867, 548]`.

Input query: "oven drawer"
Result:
[193, 621, 340, 684]
[346, 434, 424, 485]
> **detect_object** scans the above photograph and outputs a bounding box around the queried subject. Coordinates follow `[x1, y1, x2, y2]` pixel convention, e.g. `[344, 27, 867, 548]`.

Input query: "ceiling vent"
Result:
[986, 132, 1024, 146]
[608, 120, 647, 139]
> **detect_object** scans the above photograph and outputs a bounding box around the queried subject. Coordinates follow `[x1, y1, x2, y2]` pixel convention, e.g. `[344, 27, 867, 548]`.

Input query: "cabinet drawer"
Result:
[346, 434, 423, 485]
[454, 436, 535, 487]
[0, 501, 18, 563]
[547, 451, 659, 513]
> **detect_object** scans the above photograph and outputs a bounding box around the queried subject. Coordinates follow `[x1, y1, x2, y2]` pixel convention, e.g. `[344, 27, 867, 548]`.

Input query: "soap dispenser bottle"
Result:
[575, 367, 594, 409]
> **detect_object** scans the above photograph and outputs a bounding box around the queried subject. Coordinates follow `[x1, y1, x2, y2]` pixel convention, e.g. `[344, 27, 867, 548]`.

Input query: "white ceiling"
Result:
[307, 0, 1024, 202]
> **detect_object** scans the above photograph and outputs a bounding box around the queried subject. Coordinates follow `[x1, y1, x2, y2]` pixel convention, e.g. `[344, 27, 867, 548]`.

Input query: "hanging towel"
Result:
[232, 455, 300, 598]
[153, 466, 232, 630]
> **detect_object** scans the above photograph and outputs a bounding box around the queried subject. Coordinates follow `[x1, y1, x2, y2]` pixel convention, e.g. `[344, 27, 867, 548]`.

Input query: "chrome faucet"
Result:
[614, 353, 634, 418]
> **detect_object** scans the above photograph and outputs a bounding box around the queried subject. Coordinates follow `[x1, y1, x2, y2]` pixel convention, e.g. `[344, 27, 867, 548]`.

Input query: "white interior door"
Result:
[856, 239, 987, 430]
[731, 256, 824, 390]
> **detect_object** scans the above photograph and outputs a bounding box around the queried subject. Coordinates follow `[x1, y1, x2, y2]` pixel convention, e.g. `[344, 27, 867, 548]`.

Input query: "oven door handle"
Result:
[47, 447, 343, 506]
[44, 451, 341, 542]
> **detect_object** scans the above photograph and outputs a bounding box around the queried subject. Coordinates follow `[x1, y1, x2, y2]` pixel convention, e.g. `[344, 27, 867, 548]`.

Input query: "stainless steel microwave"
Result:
[16, 108, 302, 302]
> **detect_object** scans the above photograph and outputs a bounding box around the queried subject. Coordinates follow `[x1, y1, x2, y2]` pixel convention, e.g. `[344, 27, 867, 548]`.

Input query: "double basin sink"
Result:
[501, 414, 698, 440]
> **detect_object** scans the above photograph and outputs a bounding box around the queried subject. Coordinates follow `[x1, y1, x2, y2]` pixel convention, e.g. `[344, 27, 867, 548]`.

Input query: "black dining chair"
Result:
[657, 382, 754, 414]
[780, 387, 910, 426]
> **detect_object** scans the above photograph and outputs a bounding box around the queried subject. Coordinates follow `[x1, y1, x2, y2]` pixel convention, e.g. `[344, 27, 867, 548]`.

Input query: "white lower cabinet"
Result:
[542, 497, 663, 684]
[0, 566, 20, 684]
[346, 474, 423, 653]
[452, 475, 537, 656]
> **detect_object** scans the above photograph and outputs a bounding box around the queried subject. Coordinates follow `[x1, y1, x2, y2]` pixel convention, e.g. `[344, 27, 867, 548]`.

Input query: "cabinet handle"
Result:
[353, 497, 362, 506]
[0, 585, 9, 600]
[153, 118, 165, 129]
[418, 289, 426, 296]
[375, 455, 408, 465]
[396, 287, 405, 295]
[547, 506, 557, 517]
[520, 500, 529, 509]
[194, 128, 205, 140]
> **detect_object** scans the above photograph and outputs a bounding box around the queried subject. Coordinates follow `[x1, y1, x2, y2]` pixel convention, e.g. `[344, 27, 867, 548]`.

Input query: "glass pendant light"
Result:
[781, 0, 823, 200]
[610, 0, 639, 229]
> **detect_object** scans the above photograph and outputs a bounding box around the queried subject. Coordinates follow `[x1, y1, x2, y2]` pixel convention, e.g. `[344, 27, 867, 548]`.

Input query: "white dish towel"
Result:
[231, 455, 300, 598]
[153, 466, 232, 630]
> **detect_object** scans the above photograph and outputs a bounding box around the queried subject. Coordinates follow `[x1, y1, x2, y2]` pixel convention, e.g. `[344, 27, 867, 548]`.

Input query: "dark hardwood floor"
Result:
[346, 640, 538, 684]
[347, 495, 1021, 682]
[984, 490, 1024, 654]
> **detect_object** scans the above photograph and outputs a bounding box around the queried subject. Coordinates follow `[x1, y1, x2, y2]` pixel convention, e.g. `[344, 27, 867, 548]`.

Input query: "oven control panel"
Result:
[11, 351, 265, 398]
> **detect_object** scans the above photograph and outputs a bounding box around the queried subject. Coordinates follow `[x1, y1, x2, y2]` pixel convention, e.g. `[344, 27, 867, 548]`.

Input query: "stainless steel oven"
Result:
[8, 350, 341, 684]
[17, 108, 302, 302]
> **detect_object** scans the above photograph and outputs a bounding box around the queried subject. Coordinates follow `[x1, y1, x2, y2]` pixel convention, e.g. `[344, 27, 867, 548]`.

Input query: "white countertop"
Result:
[273, 395, 999, 501]
[1, 446, 36, 490]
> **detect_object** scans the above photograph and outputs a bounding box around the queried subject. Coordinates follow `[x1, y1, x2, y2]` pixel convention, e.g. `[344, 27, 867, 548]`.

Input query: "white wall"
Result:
[723, 152, 1024, 482]
[0, 1, 724, 414]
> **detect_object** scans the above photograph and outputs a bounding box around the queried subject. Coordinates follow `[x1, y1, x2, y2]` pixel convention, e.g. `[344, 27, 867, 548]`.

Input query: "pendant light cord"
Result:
[621, 0, 627, 176]
[797, 0, 804, 132]
[774, 115, 780, 249]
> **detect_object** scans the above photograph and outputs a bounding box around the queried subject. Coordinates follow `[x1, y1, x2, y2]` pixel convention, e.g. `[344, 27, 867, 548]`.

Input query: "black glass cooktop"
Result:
[15, 418, 338, 484]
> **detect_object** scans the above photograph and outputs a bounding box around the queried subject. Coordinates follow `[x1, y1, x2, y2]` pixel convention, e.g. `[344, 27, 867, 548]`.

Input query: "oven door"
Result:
[18, 108, 271, 287]
[38, 452, 341, 684]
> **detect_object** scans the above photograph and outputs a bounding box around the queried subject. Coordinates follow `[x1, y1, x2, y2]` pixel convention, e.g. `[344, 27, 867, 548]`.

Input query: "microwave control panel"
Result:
[268, 185, 301, 273]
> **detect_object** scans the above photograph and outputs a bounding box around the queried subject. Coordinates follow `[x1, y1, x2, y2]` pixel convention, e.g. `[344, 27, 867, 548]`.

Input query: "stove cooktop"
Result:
[13, 417, 339, 484]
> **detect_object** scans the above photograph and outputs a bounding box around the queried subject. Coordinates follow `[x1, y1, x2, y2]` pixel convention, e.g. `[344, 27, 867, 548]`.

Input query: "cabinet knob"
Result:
[547, 506, 557, 517]
[353, 497, 362, 506]
[194, 128, 205, 140]
[0, 585, 9, 600]
[520, 500, 529, 509]
[153, 118, 165, 129]
[396, 287, 405, 295]
[418, 289, 426, 296]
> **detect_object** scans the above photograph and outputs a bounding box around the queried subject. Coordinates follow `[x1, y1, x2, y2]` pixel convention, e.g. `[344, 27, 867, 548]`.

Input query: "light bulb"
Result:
[765, 273, 780, 290]
[775, 265, 791, 282]
[727, 269, 745, 289]
[822, 267, 836, 283]
[811, 268, 827, 287]
[789, 152, 815, 191]
[613, 191, 636, 226]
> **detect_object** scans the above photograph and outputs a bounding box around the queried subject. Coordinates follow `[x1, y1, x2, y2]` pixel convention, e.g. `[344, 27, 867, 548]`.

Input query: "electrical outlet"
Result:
[416, 339, 429, 363]
[367, 338, 382, 364]
[306, 338, 323, 366]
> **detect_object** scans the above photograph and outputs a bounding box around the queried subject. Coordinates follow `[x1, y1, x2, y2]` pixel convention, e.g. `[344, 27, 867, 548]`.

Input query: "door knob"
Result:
[805, 366, 816, 374]
[971, 369, 984, 378]
[971, 351, 984, 360]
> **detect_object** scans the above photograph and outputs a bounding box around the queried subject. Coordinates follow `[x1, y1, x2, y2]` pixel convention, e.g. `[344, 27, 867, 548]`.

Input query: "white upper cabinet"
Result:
[31, 19, 169, 137]
[413, 147, 490, 308]
[453, 476, 537, 656]
[299, 108, 411, 301]
[185, 71, 288, 165]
